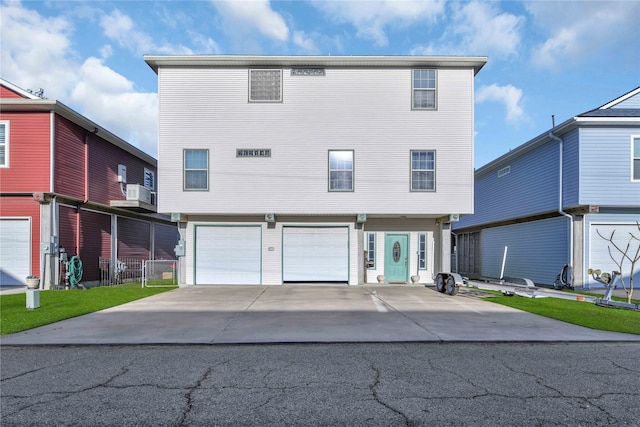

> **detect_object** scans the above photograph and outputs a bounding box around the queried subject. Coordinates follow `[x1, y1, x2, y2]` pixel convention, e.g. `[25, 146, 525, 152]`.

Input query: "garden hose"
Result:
[68, 256, 83, 288]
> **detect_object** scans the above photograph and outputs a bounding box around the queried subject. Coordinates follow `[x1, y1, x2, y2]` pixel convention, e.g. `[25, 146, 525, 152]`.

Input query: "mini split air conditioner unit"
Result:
[126, 184, 152, 204]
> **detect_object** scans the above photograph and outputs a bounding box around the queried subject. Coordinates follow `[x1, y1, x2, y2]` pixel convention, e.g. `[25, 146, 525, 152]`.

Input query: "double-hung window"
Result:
[0, 121, 8, 167]
[633, 137, 640, 181]
[144, 168, 155, 190]
[410, 150, 436, 191]
[184, 149, 209, 191]
[249, 69, 282, 102]
[329, 150, 354, 191]
[412, 69, 437, 110]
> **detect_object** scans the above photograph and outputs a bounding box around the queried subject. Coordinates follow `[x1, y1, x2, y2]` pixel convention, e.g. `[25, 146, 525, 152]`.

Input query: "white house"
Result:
[144, 55, 487, 286]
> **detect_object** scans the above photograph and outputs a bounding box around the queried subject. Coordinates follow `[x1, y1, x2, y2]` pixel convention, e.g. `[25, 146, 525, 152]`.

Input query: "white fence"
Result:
[142, 260, 178, 287]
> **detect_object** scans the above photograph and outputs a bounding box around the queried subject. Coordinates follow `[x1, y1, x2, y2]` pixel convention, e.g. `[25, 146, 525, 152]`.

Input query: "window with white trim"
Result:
[418, 233, 428, 270]
[329, 150, 354, 191]
[366, 233, 376, 268]
[412, 69, 437, 110]
[184, 149, 209, 190]
[633, 137, 640, 181]
[0, 121, 8, 167]
[249, 69, 282, 102]
[410, 150, 436, 191]
[144, 168, 155, 190]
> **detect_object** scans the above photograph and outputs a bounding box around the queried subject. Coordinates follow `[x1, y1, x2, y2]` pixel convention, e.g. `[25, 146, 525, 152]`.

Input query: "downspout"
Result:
[548, 117, 574, 270]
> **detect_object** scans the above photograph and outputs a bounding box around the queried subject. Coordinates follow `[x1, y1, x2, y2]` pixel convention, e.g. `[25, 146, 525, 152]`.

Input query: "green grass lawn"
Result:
[0, 283, 176, 336]
[485, 294, 640, 335]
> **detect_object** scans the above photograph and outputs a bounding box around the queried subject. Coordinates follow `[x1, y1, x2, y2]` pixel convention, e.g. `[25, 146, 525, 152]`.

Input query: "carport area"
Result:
[3, 285, 639, 345]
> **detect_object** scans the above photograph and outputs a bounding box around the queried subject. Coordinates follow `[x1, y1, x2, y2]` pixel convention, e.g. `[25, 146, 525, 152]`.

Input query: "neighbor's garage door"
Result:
[0, 219, 30, 286]
[195, 226, 261, 285]
[283, 227, 348, 283]
[589, 223, 640, 288]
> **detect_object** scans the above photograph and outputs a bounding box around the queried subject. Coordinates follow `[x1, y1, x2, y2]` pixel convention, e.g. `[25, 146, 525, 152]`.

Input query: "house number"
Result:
[393, 242, 401, 263]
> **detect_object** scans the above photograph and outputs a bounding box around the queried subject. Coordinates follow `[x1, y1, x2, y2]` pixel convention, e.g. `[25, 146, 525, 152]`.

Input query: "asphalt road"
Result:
[2, 342, 639, 426]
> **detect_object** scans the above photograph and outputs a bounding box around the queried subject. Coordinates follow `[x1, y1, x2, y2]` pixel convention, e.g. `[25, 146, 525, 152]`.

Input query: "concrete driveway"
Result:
[2, 285, 639, 345]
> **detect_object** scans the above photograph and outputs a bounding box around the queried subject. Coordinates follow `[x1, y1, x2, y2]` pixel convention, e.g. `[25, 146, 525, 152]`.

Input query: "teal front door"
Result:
[384, 234, 408, 283]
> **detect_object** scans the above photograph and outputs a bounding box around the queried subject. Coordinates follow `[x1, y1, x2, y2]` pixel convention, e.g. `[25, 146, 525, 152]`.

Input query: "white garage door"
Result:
[589, 223, 640, 288]
[195, 226, 261, 285]
[0, 219, 31, 286]
[283, 227, 349, 283]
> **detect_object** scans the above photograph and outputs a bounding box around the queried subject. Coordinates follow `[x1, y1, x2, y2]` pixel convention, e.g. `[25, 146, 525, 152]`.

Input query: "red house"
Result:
[0, 79, 178, 288]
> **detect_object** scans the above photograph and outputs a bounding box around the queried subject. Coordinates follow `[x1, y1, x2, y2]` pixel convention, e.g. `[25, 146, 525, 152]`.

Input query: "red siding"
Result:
[0, 196, 41, 276]
[87, 133, 157, 206]
[79, 209, 112, 282]
[54, 116, 86, 199]
[0, 86, 25, 99]
[58, 205, 79, 256]
[0, 112, 51, 192]
[154, 223, 178, 259]
[118, 217, 151, 259]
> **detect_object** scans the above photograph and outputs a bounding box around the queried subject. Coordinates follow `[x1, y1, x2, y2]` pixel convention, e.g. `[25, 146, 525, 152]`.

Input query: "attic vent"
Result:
[291, 68, 325, 76]
[498, 166, 511, 177]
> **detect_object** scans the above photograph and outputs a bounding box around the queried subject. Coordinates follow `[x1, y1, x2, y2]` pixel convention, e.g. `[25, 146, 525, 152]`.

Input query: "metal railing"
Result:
[98, 257, 143, 286]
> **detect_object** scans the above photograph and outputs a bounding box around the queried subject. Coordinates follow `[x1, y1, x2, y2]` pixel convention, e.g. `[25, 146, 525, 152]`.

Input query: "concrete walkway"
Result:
[2, 285, 639, 345]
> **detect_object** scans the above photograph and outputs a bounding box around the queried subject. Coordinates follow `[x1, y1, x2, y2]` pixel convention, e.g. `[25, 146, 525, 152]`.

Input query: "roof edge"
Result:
[144, 54, 488, 75]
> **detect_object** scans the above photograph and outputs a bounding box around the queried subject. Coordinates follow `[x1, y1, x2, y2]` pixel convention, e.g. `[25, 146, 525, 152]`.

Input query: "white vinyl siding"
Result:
[195, 226, 261, 284]
[0, 121, 8, 167]
[157, 66, 475, 215]
[588, 222, 640, 288]
[283, 227, 349, 282]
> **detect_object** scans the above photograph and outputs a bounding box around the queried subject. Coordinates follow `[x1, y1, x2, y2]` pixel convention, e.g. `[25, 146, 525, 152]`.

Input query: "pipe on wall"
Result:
[548, 130, 574, 269]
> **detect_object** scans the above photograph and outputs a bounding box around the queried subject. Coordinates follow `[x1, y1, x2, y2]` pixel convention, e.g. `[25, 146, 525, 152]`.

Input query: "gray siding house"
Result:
[453, 87, 640, 289]
[145, 55, 486, 286]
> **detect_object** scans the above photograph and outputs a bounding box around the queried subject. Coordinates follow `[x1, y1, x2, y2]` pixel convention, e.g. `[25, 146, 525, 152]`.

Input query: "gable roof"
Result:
[0, 78, 156, 166]
[475, 87, 640, 176]
[0, 78, 42, 99]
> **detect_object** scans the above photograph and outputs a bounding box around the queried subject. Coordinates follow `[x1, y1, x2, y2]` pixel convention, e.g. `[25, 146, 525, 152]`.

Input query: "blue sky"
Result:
[1, 0, 638, 168]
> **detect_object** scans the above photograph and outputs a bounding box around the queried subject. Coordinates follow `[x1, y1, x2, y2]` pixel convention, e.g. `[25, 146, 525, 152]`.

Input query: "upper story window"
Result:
[249, 69, 282, 102]
[328, 150, 354, 191]
[633, 137, 640, 181]
[0, 121, 9, 167]
[412, 69, 437, 110]
[184, 149, 209, 191]
[410, 150, 436, 191]
[144, 168, 155, 190]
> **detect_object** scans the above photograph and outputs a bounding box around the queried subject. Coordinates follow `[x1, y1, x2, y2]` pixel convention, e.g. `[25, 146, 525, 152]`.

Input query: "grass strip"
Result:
[485, 295, 640, 335]
[1, 284, 176, 336]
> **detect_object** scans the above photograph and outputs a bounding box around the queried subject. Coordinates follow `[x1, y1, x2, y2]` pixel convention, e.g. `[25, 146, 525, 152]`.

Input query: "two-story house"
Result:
[0, 79, 178, 289]
[144, 55, 486, 286]
[453, 87, 640, 289]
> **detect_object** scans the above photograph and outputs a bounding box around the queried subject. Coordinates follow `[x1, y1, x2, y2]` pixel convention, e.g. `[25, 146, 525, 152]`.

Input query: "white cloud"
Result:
[100, 9, 194, 55]
[292, 31, 319, 54]
[213, 0, 289, 42]
[0, 1, 78, 99]
[412, 2, 523, 59]
[70, 57, 158, 157]
[476, 84, 525, 123]
[314, 0, 445, 47]
[527, 1, 640, 70]
[1, 2, 158, 157]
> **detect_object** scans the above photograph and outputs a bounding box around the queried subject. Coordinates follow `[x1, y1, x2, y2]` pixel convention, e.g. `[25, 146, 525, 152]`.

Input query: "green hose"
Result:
[69, 256, 83, 288]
